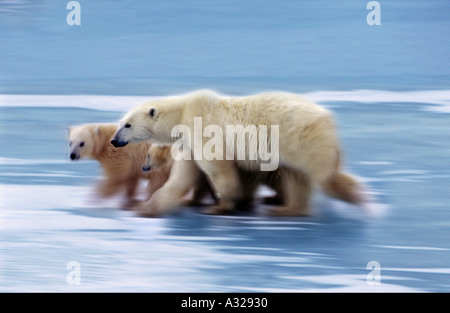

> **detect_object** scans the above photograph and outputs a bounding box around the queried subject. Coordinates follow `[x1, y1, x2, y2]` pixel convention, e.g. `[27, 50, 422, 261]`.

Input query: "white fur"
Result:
[113, 90, 363, 216]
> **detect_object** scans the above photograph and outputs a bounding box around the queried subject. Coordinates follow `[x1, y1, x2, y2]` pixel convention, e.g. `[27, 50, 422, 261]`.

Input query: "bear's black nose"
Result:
[142, 165, 151, 172]
[70, 153, 77, 160]
[111, 139, 128, 148]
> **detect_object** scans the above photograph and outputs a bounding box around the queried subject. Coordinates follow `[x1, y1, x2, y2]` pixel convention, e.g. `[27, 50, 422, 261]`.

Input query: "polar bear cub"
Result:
[68, 123, 152, 208]
[142, 144, 218, 206]
[111, 90, 364, 216]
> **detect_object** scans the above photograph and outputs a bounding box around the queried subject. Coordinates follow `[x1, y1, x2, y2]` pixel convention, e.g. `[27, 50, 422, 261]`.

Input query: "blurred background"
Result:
[0, 0, 449, 292]
[1, 0, 449, 95]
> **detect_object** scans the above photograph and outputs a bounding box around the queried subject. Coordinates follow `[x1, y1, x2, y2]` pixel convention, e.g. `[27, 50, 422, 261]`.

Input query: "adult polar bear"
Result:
[111, 90, 363, 216]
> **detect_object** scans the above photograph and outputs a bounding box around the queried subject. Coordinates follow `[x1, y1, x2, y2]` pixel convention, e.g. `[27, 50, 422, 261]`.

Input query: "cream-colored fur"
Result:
[142, 145, 217, 206]
[140, 145, 284, 214]
[112, 90, 364, 216]
[68, 123, 152, 208]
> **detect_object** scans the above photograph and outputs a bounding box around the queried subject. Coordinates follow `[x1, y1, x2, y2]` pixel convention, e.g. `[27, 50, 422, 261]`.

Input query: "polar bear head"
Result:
[111, 95, 189, 148]
[141, 144, 173, 172]
[68, 123, 116, 160]
[110, 104, 161, 148]
[111, 90, 220, 148]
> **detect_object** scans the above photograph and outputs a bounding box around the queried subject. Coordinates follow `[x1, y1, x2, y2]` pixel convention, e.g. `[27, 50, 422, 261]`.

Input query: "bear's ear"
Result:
[94, 125, 102, 136]
[148, 106, 158, 120]
[67, 126, 73, 135]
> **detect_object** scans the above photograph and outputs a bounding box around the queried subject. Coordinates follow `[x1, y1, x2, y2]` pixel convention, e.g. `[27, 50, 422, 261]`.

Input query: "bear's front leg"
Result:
[183, 174, 218, 207]
[121, 177, 141, 210]
[137, 159, 200, 217]
[95, 178, 123, 198]
[196, 159, 242, 215]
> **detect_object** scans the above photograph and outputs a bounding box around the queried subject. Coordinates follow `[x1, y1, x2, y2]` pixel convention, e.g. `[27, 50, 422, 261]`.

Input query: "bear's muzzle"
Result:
[70, 152, 79, 160]
[110, 138, 128, 148]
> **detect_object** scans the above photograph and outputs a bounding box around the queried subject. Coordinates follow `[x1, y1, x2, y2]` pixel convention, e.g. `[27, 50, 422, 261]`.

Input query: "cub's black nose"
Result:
[70, 153, 77, 160]
[142, 165, 151, 172]
[110, 139, 119, 147]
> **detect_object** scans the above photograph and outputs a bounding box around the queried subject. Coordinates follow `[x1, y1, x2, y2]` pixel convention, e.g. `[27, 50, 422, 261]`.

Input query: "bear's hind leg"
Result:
[268, 170, 312, 216]
[262, 169, 284, 205]
[234, 172, 261, 211]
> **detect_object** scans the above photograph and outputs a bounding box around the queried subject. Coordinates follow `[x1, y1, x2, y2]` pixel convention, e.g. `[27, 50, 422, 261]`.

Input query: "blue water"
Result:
[1, 0, 450, 292]
[0, 0, 449, 94]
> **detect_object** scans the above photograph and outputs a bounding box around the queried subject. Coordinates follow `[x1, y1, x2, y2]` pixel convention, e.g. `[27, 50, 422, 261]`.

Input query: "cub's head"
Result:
[111, 102, 161, 148]
[68, 123, 116, 160]
[141, 145, 173, 172]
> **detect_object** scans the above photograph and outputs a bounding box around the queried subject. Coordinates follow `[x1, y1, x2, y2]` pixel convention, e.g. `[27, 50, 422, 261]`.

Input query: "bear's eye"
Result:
[79, 142, 85, 147]
[124, 123, 131, 128]
[69, 141, 73, 146]
[148, 107, 158, 118]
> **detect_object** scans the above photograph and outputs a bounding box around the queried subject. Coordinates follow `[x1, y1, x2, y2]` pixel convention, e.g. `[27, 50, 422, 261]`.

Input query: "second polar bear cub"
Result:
[142, 144, 218, 205]
[111, 90, 364, 216]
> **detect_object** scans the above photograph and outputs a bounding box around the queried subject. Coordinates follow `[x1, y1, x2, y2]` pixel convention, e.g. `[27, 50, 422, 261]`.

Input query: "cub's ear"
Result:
[94, 125, 102, 136]
[67, 126, 73, 135]
[148, 106, 158, 119]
